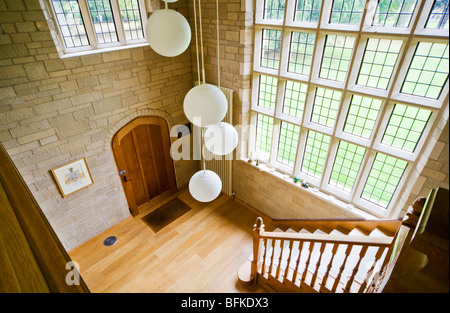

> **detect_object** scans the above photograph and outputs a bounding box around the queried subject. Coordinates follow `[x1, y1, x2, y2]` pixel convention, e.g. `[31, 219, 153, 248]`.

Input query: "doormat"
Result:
[141, 197, 191, 233]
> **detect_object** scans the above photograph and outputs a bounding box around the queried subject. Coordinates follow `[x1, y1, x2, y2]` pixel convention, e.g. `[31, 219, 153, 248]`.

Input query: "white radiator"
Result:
[195, 85, 234, 196]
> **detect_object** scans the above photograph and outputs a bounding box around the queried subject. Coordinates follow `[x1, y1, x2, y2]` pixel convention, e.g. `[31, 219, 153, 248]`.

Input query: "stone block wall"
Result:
[0, 0, 198, 251]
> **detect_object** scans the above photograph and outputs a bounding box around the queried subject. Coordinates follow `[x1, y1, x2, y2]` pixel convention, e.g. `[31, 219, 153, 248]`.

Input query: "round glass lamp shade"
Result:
[183, 84, 228, 127]
[204, 122, 238, 155]
[189, 170, 222, 202]
[145, 9, 191, 57]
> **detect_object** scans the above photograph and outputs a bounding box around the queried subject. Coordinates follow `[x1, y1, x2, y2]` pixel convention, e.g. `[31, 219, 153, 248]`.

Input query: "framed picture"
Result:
[51, 158, 93, 197]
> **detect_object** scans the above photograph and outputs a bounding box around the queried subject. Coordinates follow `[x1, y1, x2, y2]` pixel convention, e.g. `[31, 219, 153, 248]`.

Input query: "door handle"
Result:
[123, 175, 132, 183]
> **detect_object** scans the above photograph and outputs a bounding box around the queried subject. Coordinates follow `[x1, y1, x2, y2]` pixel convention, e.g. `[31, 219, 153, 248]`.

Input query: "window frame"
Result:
[45, 0, 148, 57]
[249, 0, 449, 218]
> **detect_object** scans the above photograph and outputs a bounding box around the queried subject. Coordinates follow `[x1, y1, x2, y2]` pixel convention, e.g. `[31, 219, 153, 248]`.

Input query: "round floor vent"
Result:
[103, 236, 117, 246]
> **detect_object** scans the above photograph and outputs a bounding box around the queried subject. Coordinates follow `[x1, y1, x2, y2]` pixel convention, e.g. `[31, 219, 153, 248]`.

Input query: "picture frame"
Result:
[51, 158, 93, 197]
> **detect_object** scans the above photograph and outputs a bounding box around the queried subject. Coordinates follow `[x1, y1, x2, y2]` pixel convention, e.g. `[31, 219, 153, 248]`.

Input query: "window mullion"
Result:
[78, 0, 99, 48]
[111, 0, 127, 43]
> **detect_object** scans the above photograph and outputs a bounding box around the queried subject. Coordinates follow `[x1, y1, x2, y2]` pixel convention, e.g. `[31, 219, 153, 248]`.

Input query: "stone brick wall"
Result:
[0, 0, 198, 251]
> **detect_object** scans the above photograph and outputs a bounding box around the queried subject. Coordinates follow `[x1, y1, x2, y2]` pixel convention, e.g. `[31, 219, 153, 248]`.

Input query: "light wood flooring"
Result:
[68, 188, 269, 293]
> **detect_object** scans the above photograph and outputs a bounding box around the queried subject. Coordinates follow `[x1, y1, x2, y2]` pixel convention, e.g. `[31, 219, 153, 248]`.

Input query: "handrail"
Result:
[259, 231, 393, 247]
[251, 216, 396, 293]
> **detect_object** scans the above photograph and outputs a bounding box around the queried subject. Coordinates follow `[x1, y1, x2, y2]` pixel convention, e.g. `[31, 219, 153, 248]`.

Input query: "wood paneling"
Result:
[0, 144, 89, 293]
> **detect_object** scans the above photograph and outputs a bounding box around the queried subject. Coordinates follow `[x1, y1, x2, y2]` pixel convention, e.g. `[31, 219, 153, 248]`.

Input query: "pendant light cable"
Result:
[216, 0, 220, 88]
[198, 0, 206, 85]
[164, 0, 168, 10]
[193, 0, 200, 83]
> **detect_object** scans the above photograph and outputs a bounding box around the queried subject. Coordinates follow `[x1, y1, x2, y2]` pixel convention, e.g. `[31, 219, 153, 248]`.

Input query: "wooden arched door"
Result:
[112, 116, 177, 216]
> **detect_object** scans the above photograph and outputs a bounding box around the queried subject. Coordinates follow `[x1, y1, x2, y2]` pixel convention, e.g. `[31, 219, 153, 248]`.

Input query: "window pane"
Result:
[50, 0, 90, 48]
[288, 32, 315, 75]
[264, 0, 286, 20]
[283, 80, 307, 118]
[277, 122, 301, 167]
[329, 141, 366, 192]
[329, 0, 365, 25]
[401, 42, 449, 99]
[87, 0, 118, 44]
[373, 0, 418, 28]
[426, 0, 449, 29]
[320, 35, 355, 81]
[258, 75, 278, 110]
[343, 95, 382, 138]
[362, 153, 408, 208]
[301, 130, 330, 178]
[261, 29, 282, 69]
[295, 0, 321, 23]
[357, 38, 402, 90]
[381, 104, 432, 152]
[118, 0, 144, 40]
[311, 87, 341, 127]
[255, 114, 274, 156]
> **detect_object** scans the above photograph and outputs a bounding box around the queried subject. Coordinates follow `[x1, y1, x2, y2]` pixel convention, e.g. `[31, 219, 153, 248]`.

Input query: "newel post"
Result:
[251, 217, 265, 281]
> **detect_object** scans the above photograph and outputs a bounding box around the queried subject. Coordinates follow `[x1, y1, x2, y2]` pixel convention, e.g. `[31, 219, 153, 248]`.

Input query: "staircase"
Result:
[238, 217, 402, 293]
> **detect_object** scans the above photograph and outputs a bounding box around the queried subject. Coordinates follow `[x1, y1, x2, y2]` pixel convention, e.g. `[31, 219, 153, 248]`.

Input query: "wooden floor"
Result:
[68, 188, 269, 293]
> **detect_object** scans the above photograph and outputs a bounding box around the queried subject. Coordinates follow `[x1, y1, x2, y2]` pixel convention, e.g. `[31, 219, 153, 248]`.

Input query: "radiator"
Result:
[196, 85, 234, 196]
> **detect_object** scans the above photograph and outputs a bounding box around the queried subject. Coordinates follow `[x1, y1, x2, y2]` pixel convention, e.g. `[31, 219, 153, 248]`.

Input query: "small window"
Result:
[372, 0, 418, 28]
[343, 95, 382, 139]
[301, 130, 330, 178]
[261, 29, 283, 69]
[50, 0, 90, 48]
[277, 122, 301, 167]
[255, 114, 274, 156]
[329, 0, 365, 25]
[320, 35, 355, 81]
[49, 0, 146, 54]
[263, 0, 286, 20]
[425, 0, 449, 29]
[295, 0, 321, 23]
[362, 153, 408, 208]
[311, 87, 342, 127]
[329, 141, 366, 192]
[288, 32, 315, 76]
[401, 42, 449, 99]
[87, 0, 118, 44]
[257, 75, 278, 110]
[283, 80, 307, 118]
[381, 104, 432, 152]
[357, 38, 403, 90]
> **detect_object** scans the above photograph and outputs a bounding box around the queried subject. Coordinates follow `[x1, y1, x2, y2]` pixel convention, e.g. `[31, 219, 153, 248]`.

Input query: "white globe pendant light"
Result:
[189, 170, 222, 202]
[144, 4, 191, 57]
[183, 84, 227, 127]
[204, 122, 238, 155]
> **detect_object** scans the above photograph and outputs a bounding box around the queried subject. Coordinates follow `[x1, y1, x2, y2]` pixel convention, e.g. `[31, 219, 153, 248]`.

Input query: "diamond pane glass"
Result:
[295, 0, 321, 23]
[426, 0, 449, 29]
[283, 81, 307, 118]
[277, 122, 301, 167]
[372, 0, 418, 28]
[50, 0, 90, 48]
[87, 0, 118, 44]
[320, 35, 355, 81]
[343, 95, 382, 138]
[329, 0, 365, 25]
[255, 114, 274, 156]
[357, 38, 403, 90]
[401, 42, 449, 99]
[329, 141, 366, 192]
[311, 87, 342, 127]
[301, 130, 330, 178]
[362, 153, 408, 208]
[261, 29, 282, 69]
[381, 104, 432, 152]
[288, 32, 315, 76]
[258, 75, 278, 110]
